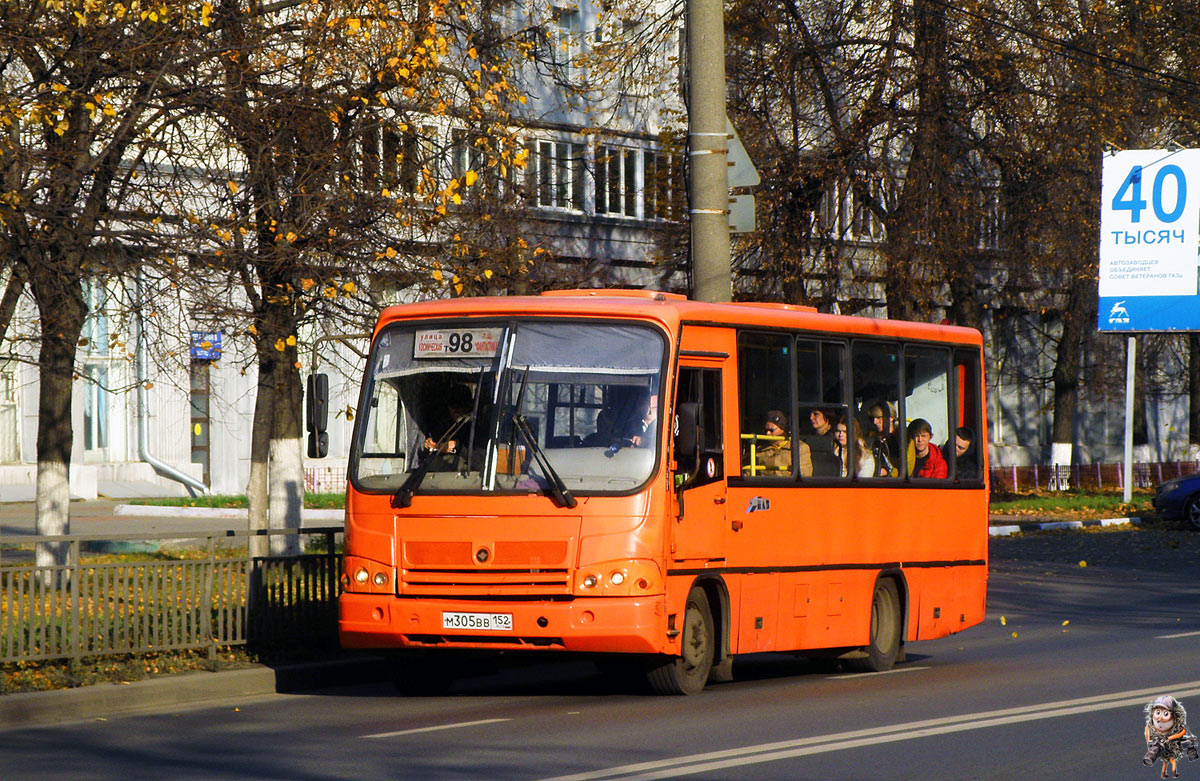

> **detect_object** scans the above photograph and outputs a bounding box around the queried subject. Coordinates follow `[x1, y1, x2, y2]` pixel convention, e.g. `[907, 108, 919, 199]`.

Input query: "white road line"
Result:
[1156, 630, 1200, 639]
[829, 665, 929, 680]
[540, 681, 1200, 781]
[362, 718, 511, 739]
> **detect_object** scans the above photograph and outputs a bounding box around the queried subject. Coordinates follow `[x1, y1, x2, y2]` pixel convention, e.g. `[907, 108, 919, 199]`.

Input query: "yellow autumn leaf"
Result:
[1062, 620, 1070, 626]
[301, 278, 315, 290]
[286, 335, 297, 346]
[247, 324, 258, 335]
[467, 47, 478, 59]
[432, 269, 443, 282]
[464, 170, 478, 187]
[1078, 560, 1087, 568]
[385, 246, 397, 258]
[227, 181, 238, 194]
[1010, 632, 1018, 639]
[454, 282, 463, 294]
[484, 269, 493, 279]
[51, 83, 67, 92]
[323, 286, 337, 298]
[274, 339, 286, 351]
[452, 193, 462, 205]
[1000, 616, 1006, 625]
[343, 281, 357, 293]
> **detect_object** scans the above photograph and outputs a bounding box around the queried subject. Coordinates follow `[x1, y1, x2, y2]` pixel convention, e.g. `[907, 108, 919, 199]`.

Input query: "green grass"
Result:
[129, 492, 346, 510]
[988, 490, 1153, 518]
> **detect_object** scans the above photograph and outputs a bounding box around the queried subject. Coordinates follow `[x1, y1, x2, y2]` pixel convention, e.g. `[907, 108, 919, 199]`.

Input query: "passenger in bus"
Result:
[833, 415, 875, 478]
[743, 410, 811, 477]
[421, 384, 474, 469]
[805, 407, 841, 477]
[906, 418, 948, 478]
[628, 393, 658, 448]
[948, 426, 979, 478]
[865, 401, 899, 477]
[583, 407, 618, 447]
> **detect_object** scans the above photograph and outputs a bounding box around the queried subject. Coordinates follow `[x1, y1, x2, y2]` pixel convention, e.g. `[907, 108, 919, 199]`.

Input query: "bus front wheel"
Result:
[646, 586, 714, 695]
[851, 578, 901, 672]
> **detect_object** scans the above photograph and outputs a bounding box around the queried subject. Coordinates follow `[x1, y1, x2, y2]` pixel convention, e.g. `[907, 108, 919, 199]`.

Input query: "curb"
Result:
[0, 655, 389, 732]
[988, 516, 1142, 537]
[114, 504, 345, 522]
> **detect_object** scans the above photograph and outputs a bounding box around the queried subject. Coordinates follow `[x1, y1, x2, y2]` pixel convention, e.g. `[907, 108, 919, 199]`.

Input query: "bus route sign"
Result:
[1098, 148, 1200, 332]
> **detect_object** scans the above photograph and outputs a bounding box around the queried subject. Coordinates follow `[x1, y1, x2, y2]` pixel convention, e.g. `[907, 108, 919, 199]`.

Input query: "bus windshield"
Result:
[352, 319, 666, 497]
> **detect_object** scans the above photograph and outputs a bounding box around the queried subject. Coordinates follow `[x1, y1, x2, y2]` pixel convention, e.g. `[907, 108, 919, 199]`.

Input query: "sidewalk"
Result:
[987, 515, 1142, 536]
[0, 655, 390, 732]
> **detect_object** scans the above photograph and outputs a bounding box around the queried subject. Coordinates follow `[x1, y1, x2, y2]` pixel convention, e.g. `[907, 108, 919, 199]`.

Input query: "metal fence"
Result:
[0, 527, 342, 664]
[989, 461, 1200, 494]
[304, 467, 347, 494]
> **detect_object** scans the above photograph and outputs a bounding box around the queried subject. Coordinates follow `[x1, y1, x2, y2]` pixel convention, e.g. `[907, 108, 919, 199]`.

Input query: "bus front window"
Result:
[351, 320, 666, 497]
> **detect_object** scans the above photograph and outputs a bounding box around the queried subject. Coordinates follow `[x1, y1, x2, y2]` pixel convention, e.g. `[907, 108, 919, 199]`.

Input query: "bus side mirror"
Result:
[674, 402, 700, 474]
[307, 373, 329, 459]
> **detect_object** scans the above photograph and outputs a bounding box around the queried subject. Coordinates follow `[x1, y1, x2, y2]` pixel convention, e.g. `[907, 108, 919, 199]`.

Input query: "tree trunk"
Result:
[30, 266, 87, 584]
[247, 355, 274, 561]
[268, 357, 304, 556]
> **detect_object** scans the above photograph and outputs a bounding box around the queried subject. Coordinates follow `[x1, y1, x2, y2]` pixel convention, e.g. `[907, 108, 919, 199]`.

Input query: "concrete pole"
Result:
[1124, 336, 1135, 504]
[687, 0, 732, 303]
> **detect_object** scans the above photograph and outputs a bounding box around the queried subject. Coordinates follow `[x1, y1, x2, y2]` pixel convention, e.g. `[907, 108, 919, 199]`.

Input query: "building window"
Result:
[596, 145, 638, 218]
[83, 364, 108, 453]
[551, 7, 581, 82]
[527, 139, 583, 210]
[0, 362, 18, 463]
[190, 361, 211, 485]
[644, 150, 683, 220]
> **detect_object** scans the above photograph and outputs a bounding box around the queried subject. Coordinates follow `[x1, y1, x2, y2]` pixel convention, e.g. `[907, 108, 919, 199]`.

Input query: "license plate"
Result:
[442, 611, 513, 632]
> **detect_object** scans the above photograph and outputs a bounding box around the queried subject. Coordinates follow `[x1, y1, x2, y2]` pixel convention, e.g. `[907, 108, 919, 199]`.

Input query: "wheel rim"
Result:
[1189, 499, 1200, 529]
[681, 602, 711, 674]
[871, 584, 898, 653]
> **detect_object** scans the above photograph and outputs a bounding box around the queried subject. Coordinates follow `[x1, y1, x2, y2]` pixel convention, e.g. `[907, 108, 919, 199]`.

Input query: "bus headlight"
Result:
[575, 560, 661, 596]
[354, 567, 370, 584]
[373, 572, 388, 586]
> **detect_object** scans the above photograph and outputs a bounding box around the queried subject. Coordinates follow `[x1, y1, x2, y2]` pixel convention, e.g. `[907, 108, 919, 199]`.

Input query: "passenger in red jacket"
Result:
[907, 418, 948, 479]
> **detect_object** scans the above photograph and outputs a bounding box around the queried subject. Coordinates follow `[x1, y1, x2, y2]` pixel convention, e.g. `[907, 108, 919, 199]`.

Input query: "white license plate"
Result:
[442, 611, 513, 632]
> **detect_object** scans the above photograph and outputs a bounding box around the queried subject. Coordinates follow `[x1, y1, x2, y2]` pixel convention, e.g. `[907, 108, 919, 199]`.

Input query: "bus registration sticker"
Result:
[415, 328, 502, 359]
[442, 611, 513, 632]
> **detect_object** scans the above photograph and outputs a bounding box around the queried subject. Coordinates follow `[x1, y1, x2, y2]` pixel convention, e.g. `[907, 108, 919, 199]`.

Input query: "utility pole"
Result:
[687, 0, 732, 303]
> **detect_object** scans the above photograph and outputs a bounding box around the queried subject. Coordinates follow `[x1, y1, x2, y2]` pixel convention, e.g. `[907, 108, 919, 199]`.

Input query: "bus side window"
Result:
[904, 347, 951, 480]
[852, 341, 901, 479]
[738, 332, 796, 478]
[952, 349, 983, 481]
[796, 340, 847, 478]
[676, 367, 723, 486]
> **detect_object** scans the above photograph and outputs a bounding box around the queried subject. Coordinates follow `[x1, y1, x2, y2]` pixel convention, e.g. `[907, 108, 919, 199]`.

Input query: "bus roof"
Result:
[375, 289, 983, 347]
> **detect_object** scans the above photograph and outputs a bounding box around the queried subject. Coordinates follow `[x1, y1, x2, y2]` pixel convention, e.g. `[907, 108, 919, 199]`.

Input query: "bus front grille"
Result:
[401, 568, 571, 596]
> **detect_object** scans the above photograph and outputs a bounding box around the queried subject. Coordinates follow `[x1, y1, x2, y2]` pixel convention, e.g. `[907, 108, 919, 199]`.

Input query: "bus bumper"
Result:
[339, 592, 667, 654]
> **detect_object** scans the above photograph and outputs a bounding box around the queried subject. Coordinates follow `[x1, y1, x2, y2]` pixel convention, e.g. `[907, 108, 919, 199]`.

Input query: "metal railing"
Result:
[989, 461, 1200, 494]
[0, 527, 342, 665]
[304, 467, 347, 494]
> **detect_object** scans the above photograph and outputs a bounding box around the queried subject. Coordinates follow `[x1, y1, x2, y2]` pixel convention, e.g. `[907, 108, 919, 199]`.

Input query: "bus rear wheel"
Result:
[646, 586, 714, 695]
[851, 578, 901, 672]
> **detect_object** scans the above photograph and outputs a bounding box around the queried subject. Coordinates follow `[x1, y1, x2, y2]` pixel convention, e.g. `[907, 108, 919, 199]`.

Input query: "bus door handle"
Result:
[714, 496, 726, 505]
[731, 519, 744, 531]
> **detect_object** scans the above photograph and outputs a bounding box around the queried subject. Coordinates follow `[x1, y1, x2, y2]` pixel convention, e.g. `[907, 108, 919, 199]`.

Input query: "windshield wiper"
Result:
[391, 413, 471, 508]
[512, 413, 577, 509]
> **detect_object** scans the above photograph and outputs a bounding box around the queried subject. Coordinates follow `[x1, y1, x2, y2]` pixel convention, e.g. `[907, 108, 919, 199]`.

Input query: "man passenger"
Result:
[907, 418, 947, 479]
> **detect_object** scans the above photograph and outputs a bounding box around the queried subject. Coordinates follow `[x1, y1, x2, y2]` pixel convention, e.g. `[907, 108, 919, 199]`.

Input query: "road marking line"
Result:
[829, 665, 929, 679]
[362, 718, 511, 739]
[1157, 630, 1200, 639]
[540, 681, 1200, 781]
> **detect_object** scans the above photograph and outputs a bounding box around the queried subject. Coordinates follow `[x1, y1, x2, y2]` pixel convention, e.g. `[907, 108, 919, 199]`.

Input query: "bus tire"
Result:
[646, 586, 714, 695]
[851, 578, 901, 672]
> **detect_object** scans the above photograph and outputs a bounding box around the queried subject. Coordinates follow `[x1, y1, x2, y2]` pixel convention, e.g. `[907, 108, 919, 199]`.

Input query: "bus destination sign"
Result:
[414, 327, 501, 358]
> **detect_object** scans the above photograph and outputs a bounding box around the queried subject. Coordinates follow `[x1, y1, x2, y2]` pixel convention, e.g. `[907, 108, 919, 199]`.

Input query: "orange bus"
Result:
[320, 289, 988, 694]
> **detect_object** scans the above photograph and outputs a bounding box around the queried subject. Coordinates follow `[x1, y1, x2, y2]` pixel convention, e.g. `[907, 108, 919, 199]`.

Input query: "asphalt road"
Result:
[3, 524, 1199, 780]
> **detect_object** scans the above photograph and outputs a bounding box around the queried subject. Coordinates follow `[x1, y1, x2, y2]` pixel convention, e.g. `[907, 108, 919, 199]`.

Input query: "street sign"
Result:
[190, 331, 222, 360]
[1098, 148, 1200, 331]
[726, 118, 760, 188]
[728, 194, 755, 233]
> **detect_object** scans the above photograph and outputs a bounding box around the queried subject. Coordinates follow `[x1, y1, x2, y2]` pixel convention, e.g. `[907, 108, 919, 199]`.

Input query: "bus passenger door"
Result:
[671, 361, 727, 563]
